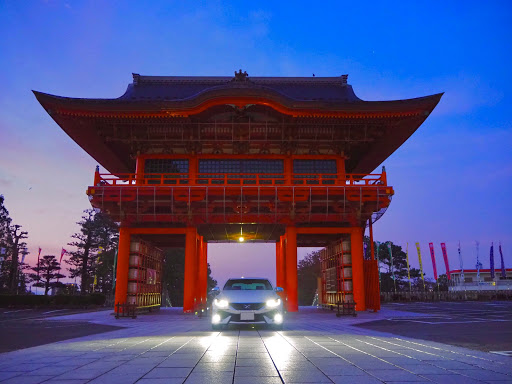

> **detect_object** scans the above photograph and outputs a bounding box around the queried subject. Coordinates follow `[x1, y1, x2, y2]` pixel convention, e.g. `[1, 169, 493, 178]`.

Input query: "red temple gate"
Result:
[34, 72, 442, 313]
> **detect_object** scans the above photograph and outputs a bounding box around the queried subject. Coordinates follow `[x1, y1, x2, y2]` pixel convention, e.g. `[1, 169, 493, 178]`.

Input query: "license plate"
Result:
[240, 312, 254, 321]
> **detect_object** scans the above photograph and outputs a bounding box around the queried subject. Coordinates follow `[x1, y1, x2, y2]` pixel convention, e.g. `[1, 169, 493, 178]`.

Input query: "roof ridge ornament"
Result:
[233, 69, 249, 82]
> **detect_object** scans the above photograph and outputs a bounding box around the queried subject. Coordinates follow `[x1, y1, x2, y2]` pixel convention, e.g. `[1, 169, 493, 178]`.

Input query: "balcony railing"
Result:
[93, 172, 387, 187]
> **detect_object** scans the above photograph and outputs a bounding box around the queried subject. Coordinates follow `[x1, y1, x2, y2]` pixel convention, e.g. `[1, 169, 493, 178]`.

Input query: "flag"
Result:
[37, 247, 42, 276]
[429, 242, 438, 281]
[415, 242, 425, 282]
[60, 248, 67, 264]
[475, 241, 482, 282]
[440, 243, 451, 280]
[387, 242, 396, 282]
[405, 242, 411, 281]
[458, 241, 464, 282]
[93, 246, 103, 291]
[499, 243, 506, 279]
[113, 248, 119, 291]
[490, 243, 495, 279]
[376, 241, 381, 284]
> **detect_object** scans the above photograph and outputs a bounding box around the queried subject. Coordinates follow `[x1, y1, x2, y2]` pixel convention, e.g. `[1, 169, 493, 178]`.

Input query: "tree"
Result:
[66, 209, 118, 294]
[0, 196, 29, 294]
[92, 246, 118, 294]
[436, 274, 449, 291]
[9, 225, 28, 293]
[29, 255, 65, 295]
[365, 237, 422, 292]
[161, 248, 217, 307]
[0, 195, 11, 255]
[297, 250, 321, 306]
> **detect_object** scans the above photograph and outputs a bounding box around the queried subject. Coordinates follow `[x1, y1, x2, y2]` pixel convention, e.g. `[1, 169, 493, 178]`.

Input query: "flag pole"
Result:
[387, 242, 396, 293]
[475, 241, 481, 292]
[406, 242, 411, 297]
[458, 241, 466, 300]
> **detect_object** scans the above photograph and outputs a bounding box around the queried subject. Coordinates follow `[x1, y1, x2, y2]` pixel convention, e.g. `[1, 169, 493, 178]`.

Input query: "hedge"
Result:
[0, 293, 106, 307]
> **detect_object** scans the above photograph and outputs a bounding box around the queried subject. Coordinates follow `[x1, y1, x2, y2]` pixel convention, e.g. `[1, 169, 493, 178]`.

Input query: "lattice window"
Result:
[199, 159, 283, 175]
[144, 159, 189, 175]
[293, 160, 337, 174]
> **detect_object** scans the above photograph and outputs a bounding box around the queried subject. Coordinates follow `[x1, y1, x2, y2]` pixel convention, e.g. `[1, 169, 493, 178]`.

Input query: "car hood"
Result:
[218, 290, 279, 303]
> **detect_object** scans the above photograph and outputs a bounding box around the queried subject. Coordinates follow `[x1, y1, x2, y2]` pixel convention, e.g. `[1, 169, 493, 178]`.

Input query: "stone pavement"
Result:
[0, 307, 511, 383]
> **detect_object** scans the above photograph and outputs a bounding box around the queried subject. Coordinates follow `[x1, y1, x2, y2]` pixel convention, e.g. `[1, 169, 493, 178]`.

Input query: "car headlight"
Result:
[266, 298, 281, 308]
[214, 299, 229, 308]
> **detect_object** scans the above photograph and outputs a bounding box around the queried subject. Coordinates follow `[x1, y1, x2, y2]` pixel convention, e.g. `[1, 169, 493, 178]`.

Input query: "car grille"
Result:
[230, 302, 265, 310]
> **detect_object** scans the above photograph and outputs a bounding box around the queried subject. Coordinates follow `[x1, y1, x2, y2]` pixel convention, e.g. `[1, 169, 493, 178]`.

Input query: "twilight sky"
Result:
[0, 1, 511, 287]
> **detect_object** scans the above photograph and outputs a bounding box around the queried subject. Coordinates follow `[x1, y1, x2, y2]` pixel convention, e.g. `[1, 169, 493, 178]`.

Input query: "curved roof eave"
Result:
[33, 89, 443, 119]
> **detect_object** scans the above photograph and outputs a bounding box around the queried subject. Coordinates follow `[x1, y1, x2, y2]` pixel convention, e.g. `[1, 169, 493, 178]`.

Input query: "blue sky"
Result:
[0, 1, 511, 286]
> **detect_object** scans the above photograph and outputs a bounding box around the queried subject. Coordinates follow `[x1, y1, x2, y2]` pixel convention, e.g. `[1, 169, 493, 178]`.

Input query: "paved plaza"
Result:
[1, 305, 512, 383]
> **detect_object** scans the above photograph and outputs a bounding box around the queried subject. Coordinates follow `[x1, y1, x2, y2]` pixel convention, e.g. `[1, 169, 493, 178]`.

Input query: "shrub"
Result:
[0, 293, 107, 307]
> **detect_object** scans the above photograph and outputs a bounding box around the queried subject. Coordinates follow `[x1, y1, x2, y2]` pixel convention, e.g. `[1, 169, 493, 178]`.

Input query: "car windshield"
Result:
[223, 279, 273, 291]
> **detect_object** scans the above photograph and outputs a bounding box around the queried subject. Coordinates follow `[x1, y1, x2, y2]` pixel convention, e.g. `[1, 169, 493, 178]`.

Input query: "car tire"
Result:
[212, 324, 222, 331]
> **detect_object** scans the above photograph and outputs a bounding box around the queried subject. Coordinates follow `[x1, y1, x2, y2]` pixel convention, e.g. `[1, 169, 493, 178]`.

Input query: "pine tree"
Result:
[29, 255, 65, 295]
[0, 196, 29, 293]
[297, 250, 321, 305]
[8, 225, 28, 293]
[161, 248, 217, 307]
[66, 209, 118, 294]
[0, 195, 12, 291]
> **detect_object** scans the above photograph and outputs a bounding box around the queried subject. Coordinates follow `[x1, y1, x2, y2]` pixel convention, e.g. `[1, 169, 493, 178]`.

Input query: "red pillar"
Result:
[369, 219, 375, 261]
[351, 227, 366, 311]
[184, 227, 198, 313]
[198, 236, 208, 307]
[285, 227, 298, 312]
[276, 238, 284, 289]
[135, 156, 144, 185]
[114, 227, 131, 307]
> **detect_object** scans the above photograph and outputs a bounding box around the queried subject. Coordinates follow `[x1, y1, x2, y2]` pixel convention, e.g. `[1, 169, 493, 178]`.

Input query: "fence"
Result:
[380, 290, 512, 302]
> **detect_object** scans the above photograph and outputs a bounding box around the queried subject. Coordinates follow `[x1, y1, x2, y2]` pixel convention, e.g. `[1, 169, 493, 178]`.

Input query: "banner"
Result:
[93, 246, 103, 290]
[405, 242, 411, 281]
[490, 243, 495, 279]
[59, 248, 67, 264]
[458, 241, 464, 283]
[499, 243, 506, 279]
[429, 242, 438, 281]
[37, 247, 42, 277]
[475, 241, 482, 282]
[376, 241, 381, 284]
[387, 242, 395, 282]
[440, 243, 451, 280]
[415, 242, 425, 282]
[57, 248, 67, 283]
[113, 248, 118, 291]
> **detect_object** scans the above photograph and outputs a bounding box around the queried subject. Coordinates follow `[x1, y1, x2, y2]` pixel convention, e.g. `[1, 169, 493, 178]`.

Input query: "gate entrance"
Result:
[34, 72, 442, 312]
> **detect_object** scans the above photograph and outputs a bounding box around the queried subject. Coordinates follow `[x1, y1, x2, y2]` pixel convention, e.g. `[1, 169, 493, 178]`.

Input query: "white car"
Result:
[211, 277, 284, 330]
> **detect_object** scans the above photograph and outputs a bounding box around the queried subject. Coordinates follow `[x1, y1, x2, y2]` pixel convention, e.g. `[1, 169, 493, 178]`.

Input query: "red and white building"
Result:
[449, 268, 512, 291]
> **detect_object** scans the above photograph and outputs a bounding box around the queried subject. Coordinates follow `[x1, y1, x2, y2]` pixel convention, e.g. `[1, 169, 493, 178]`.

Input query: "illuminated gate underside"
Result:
[34, 72, 442, 312]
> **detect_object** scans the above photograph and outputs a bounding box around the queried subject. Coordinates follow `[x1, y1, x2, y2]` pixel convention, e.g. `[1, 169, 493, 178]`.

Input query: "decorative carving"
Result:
[233, 69, 249, 82]
[233, 141, 249, 154]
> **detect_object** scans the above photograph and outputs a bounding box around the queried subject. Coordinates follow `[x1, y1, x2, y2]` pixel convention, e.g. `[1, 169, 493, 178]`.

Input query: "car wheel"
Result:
[212, 324, 222, 331]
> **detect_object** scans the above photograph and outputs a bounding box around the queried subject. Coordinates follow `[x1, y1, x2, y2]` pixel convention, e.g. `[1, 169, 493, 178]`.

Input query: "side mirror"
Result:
[211, 287, 220, 295]
[275, 287, 284, 292]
